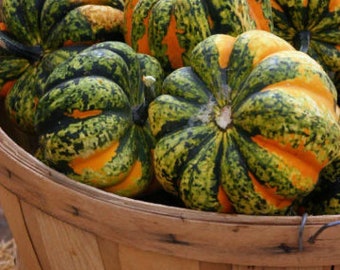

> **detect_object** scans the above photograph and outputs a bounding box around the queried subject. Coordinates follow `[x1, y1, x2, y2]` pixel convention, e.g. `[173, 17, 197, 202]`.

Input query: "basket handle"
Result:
[308, 220, 340, 244]
[298, 213, 340, 251]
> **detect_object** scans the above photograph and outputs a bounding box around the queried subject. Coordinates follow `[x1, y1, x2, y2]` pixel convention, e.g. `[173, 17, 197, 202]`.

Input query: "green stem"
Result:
[132, 76, 156, 126]
[0, 31, 42, 63]
[294, 30, 311, 53]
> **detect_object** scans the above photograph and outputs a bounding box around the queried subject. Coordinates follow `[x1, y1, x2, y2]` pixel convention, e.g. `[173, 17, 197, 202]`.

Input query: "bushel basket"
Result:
[0, 113, 340, 270]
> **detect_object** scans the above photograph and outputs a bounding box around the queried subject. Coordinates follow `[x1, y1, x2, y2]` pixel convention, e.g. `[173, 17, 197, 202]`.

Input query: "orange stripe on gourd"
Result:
[247, 0, 271, 31]
[65, 109, 102, 119]
[262, 82, 336, 119]
[247, 30, 295, 66]
[251, 135, 327, 190]
[136, 13, 152, 55]
[214, 35, 236, 68]
[260, 51, 337, 120]
[329, 0, 340, 12]
[104, 160, 143, 194]
[69, 141, 120, 175]
[248, 172, 293, 209]
[217, 186, 234, 213]
[0, 23, 6, 31]
[124, 0, 140, 47]
[270, 0, 284, 12]
[0, 80, 16, 97]
[162, 13, 185, 69]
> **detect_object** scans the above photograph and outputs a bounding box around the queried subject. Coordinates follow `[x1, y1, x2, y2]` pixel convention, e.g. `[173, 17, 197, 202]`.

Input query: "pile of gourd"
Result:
[0, 0, 339, 216]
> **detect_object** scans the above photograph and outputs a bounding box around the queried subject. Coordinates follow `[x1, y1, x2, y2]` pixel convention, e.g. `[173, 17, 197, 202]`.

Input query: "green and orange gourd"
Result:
[270, 0, 340, 99]
[148, 30, 340, 215]
[34, 41, 164, 197]
[0, 0, 125, 132]
[298, 107, 340, 215]
[298, 156, 340, 215]
[124, 0, 273, 73]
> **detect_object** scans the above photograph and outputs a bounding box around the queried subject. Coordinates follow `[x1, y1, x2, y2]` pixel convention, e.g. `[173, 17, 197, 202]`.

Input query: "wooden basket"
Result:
[1, 109, 340, 269]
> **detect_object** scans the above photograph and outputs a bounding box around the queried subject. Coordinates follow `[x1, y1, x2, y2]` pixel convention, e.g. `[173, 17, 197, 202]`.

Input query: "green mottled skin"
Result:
[205, 0, 255, 35]
[1, 0, 125, 132]
[271, 0, 340, 73]
[148, 0, 210, 71]
[35, 41, 163, 197]
[5, 46, 85, 132]
[2, 0, 43, 46]
[129, 0, 158, 50]
[220, 132, 285, 214]
[40, 0, 124, 42]
[3, 0, 124, 49]
[0, 49, 30, 91]
[126, 0, 261, 73]
[148, 30, 340, 215]
[44, 6, 125, 50]
[298, 157, 340, 215]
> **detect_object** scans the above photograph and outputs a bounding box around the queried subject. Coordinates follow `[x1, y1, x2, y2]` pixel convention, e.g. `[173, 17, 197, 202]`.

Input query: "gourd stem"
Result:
[0, 31, 42, 63]
[295, 30, 311, 53]
[132, 76, 156, 126]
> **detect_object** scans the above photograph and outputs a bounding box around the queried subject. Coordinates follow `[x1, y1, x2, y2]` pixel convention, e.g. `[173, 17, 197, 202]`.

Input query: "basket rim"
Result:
[0, 126, 339, 225]
[1, 126, 340, 267]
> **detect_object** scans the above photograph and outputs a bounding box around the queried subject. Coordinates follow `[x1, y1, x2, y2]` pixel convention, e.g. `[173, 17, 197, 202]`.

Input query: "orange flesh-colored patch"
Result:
[0, 80, 16, 97]
[249, 172, 293, 209]
[247, 32, 294, 66]
[270, 0, 284, 12]
[136, 12, 152, 54]
[215, 35, 236, 69]
[329, 0, 340, 12]
[69, 141, 120, 175]
[65, 109, 102, 119]
[247, 0, 271, 31]
[124, 0, 139, 46]
[261, 76, 337, 120]
[251, 135, 326, 188]
[162, 13, 186, 69]
[63, 40, 96, 47]
[0, 23, 6, 31]
[207, 15, 214, 30]
[105, 160, 143, 193]
[217, 186, 234, 213]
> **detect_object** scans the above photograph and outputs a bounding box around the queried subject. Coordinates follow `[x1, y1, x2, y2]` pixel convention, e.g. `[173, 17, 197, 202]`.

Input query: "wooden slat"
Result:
[21, 201, 106, 270]
[230, 266, 330, 270]
[97, 237, 121, 270]
[199, 262, 232, 270]
[0, 179, 41, 270]
[118, 244, 200, 270]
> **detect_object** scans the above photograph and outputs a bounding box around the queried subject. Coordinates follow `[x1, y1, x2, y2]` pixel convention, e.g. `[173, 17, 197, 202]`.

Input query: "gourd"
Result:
[298, 106, 340, 215]
[298, 157, 340, 215]
[0, 0, 125, 132]
[270, 0, 340, 89]
[34, 41, 164, 197]
[124, 0, 273, 73]
[148, 30, 340, 215]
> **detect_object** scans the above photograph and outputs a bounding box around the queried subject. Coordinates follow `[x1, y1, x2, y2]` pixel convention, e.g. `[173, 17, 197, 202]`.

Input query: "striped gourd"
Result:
[297, 109, 340, 215]
[1, 0, 125, 132]
[34, 41, 164, 197]
[148, 30, 340, 215]
[270, 0, 340, 94]
[124, 0, 273, 73]
[298, 156, 340, 215]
